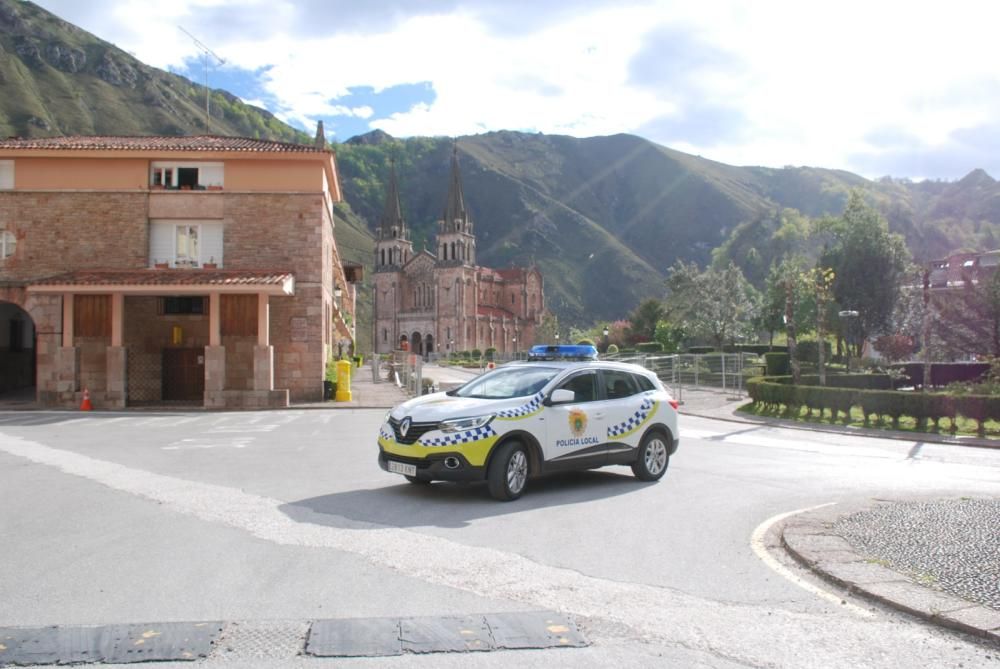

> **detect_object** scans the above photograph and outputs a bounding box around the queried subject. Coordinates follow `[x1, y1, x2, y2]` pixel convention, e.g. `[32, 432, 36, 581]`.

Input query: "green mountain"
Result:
[336, 131, 1000, 325]
[0, 0, 308, 141]
[5, 0, 1000, 333]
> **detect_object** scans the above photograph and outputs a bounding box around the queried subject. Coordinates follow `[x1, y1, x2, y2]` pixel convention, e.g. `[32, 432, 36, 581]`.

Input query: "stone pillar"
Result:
[106, 346, 127, 409]
[254, 345, 274, 391]
[205, 345, 226, 392]
[56, 346, 79, 403]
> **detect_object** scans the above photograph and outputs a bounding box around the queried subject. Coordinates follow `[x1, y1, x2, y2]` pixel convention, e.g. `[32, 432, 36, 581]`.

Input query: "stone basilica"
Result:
[372, 147, 544, 356]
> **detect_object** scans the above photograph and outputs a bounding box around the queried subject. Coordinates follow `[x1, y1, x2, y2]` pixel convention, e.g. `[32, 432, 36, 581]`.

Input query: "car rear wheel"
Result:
[404, 475, 431, 485]
[488, 441, 529, 501]
[632, 431, 670, 481]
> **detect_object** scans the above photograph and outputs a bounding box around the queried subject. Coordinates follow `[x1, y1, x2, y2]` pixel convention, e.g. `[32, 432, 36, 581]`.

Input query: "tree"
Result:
[665, 261, 759, 350]
[626, 299, 665, 343]
[535, 313, 559, 344]
[818, 191, 911, 359]
[653, 320, 686, 353]
[808, 266, 835, 385]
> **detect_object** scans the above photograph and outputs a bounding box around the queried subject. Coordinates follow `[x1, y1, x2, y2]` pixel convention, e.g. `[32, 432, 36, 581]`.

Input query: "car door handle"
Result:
[592, 412, 605, 419]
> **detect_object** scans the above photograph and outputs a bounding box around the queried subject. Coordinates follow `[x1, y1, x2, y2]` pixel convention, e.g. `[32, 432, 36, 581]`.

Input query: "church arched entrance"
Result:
[425, 334, 434, 355]
[399, 334, 409, 351]
[411, 331, 423, 356]
[0, 301, 36, 400]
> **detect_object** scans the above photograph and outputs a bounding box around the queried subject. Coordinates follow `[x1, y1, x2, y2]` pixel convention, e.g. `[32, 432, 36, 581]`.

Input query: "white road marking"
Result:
[750, 504, 876, 619]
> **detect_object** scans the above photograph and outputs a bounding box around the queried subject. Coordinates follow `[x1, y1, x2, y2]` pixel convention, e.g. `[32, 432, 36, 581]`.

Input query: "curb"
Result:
[780, 501, 1000, 646]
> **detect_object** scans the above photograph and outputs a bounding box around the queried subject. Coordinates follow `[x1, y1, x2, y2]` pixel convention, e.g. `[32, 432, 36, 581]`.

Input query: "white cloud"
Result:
[31, 0, 1000, 178]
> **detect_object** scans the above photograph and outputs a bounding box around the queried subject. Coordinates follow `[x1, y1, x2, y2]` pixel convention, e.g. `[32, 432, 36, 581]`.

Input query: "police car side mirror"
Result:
[547, 388, 575, 405]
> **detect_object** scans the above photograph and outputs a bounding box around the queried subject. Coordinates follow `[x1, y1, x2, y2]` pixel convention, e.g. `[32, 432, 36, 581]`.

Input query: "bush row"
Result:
[888, 363, 990, 388]
[747, 376, 1000, 436]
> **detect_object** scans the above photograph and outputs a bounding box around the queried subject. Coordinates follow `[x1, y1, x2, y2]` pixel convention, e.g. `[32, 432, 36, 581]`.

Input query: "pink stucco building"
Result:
[0, 134, 356, 408]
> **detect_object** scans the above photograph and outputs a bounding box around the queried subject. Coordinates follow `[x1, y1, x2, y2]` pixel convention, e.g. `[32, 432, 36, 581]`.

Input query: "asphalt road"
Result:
[1, 408, 999, 668]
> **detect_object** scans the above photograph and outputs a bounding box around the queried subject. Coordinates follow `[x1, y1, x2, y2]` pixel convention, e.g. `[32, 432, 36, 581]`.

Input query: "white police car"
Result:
[377, 345, 680, 501]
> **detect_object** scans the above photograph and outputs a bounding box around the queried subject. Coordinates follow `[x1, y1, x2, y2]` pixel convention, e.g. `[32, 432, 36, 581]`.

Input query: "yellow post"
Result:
[335, 359, 353, 402]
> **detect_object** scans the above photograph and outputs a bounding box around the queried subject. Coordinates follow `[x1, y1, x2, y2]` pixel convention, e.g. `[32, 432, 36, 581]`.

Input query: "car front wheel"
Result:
[632, 431, 670, 481]
[488, 441, 529, 501]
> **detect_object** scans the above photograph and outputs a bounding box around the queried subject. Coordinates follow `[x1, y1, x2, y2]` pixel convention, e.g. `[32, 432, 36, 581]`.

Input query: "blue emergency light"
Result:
[527, 344, 599, 361]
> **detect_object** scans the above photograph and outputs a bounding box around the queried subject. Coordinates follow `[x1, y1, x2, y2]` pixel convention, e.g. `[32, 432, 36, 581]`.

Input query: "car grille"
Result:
[388, 417, 439, 445]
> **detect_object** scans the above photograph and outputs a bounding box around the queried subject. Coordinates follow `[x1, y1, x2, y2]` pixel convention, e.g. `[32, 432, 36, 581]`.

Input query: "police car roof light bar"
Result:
[527, 344, 599, 361]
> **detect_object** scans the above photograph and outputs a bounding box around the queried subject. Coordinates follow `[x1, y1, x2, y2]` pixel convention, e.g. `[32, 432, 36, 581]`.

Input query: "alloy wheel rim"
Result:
[507, 450, 527, 493]
[645, 438, 667, 475]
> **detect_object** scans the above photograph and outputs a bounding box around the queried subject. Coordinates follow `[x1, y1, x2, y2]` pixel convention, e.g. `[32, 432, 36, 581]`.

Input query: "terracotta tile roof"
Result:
[30, 269, 294, 287]
[0, 135, 330, 153]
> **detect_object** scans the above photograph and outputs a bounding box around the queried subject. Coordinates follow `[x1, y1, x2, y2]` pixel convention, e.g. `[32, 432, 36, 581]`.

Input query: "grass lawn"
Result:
[738, 402, 1000, 441]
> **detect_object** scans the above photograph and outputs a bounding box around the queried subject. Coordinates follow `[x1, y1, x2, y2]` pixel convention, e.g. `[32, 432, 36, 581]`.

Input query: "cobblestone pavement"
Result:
[679, 388, 1000, 644]
[833, 498, 1000, 611]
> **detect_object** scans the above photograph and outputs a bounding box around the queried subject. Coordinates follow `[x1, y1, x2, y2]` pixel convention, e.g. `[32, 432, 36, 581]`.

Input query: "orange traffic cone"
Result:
[80, 388, 92, 411]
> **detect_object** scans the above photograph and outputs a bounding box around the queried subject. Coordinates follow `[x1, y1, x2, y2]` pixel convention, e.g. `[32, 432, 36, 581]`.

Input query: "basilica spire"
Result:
[442, 142, 469, 231]
[378, 158, 406, 240]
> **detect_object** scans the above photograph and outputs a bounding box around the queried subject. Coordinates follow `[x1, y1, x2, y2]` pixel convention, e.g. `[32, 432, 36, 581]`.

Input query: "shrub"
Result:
[577, 338, 595, 346]
[795, 340, 832, 363]
[765, 352, 790, 376]
[723, 344, 788, 355]
[688, 346, 715, 354]
[873, 334, 916, 362]
[636, 341, 663, 353]
[484, 347, 497, 361]
[606, 344, 619, 354]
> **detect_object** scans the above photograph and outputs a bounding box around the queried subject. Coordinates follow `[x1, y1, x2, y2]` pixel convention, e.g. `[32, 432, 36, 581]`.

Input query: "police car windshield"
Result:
[451, 366, 560, 399]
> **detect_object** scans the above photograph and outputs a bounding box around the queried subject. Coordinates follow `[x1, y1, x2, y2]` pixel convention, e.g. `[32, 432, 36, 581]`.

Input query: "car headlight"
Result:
[439, 414, 495, 433]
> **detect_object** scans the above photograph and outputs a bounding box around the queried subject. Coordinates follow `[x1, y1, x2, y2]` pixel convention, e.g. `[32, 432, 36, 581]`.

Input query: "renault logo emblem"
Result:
[400, 416, 412, 437]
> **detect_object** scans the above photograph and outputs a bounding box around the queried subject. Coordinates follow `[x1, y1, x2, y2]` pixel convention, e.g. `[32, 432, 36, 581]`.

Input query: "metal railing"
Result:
[608, 353, 765, 403]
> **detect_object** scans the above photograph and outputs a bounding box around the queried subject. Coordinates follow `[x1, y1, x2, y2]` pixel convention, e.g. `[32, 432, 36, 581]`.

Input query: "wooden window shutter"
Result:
[74, 295, 111, 337]
[221, 294, 258, 337]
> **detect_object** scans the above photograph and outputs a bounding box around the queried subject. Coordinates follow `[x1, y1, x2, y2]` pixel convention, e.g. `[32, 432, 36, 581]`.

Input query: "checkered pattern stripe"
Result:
[379, 425, 395, 442]
[607, 398, 658, 438]
[495, 393, 545, 420]
[420, 425, 498, 447]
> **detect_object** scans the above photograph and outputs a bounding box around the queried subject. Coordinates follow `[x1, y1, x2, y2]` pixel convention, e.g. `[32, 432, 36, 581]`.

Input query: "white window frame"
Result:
[0, 161, 13, 190]
[149, 161, 224, 190]
[0, 230, 15, 259]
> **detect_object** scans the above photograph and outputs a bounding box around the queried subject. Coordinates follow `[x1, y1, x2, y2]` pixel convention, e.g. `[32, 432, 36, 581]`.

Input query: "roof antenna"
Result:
[179, 26, 226, 134]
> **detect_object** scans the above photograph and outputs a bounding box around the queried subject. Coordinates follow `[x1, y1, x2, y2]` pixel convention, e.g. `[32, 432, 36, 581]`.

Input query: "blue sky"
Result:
[33, 0, 1000, 180]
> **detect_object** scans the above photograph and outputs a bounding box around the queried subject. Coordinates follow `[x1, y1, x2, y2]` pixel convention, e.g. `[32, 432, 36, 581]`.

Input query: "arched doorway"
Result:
[399, 334, 409, 351]
[0, 302, 36, 399]
[425, 334, 434, 355]
[411, 331, 423, 356]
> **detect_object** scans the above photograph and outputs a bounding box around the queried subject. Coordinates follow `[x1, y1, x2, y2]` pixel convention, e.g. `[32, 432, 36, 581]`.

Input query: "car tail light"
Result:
[668, 399, 679, 410]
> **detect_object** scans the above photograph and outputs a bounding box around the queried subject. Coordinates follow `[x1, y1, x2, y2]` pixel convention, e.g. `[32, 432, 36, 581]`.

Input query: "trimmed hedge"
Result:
[636, 341, 664, 353]
[795, 340, 832, 363]
[747, 375, 1000, 436]
[764, 352, 790, 376]
[722, 344, 789, 355]
[889, 363, 990, 388]
[687, 346, 715, 354]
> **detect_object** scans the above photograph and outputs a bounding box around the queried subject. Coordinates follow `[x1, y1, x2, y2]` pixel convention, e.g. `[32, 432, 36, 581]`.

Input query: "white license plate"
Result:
[388, 460, 417, 477]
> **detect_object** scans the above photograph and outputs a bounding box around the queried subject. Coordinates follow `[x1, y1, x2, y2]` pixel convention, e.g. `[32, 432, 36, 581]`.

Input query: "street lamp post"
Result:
[602, 326, 609, 354]
[838, 310, 859, 372]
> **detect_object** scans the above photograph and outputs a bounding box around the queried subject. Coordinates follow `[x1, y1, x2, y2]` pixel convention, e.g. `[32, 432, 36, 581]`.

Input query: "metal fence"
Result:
[609, 353, 765, 403]
[388, 351, 766, 400]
